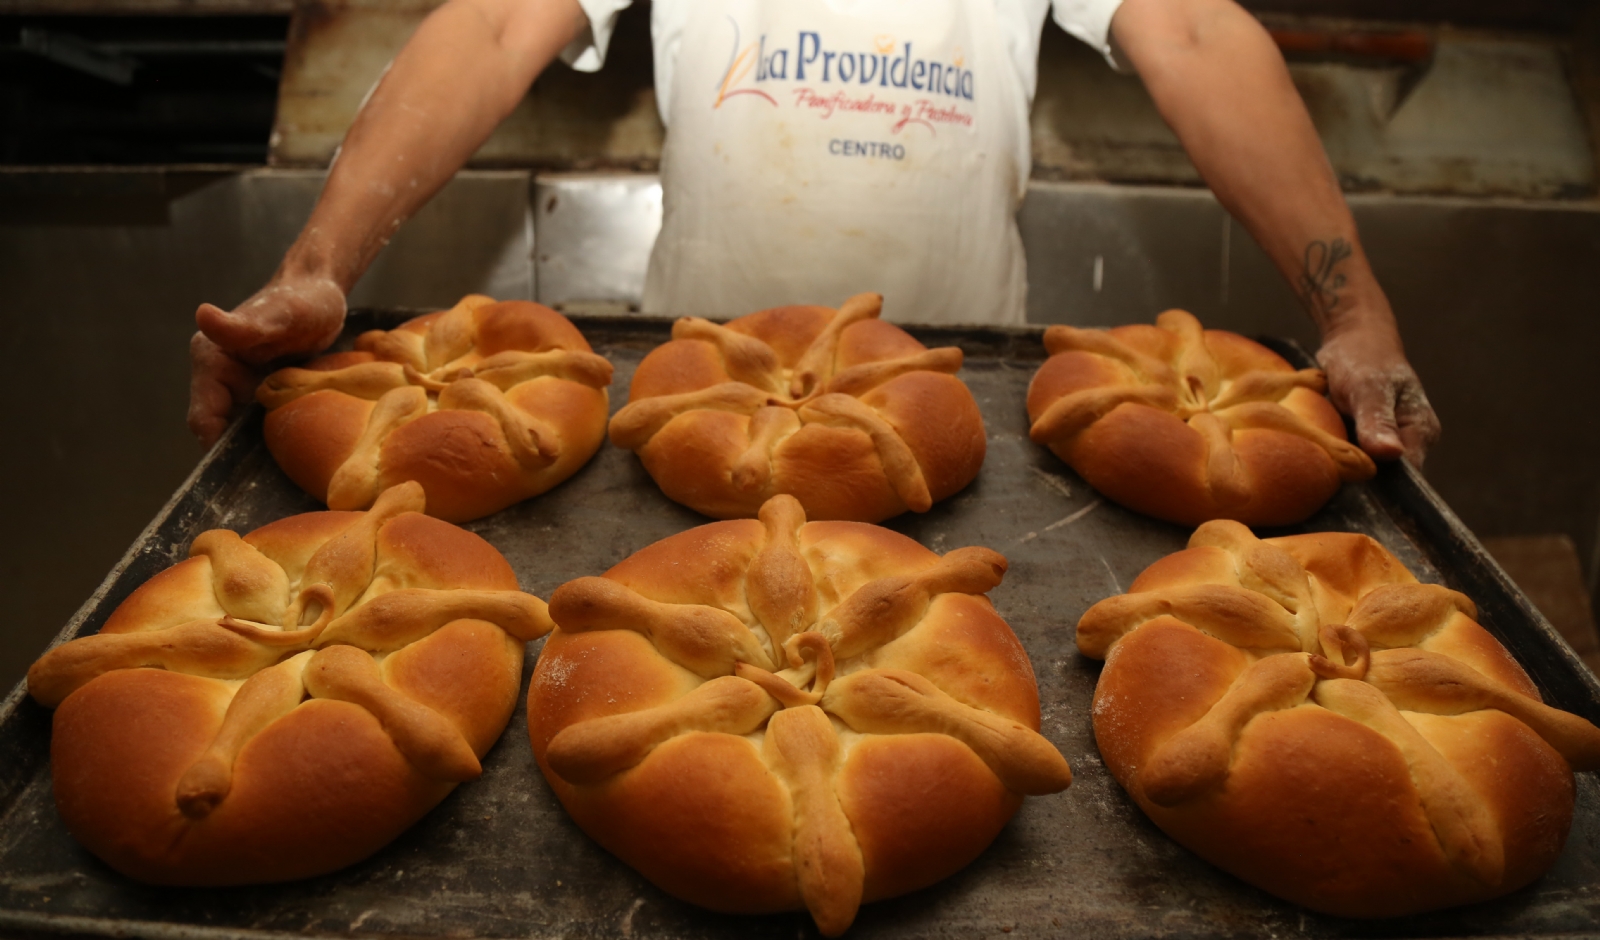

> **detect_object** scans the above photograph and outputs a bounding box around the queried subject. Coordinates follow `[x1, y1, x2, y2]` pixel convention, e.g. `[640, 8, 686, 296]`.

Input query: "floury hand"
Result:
[188, 277, 347, 447]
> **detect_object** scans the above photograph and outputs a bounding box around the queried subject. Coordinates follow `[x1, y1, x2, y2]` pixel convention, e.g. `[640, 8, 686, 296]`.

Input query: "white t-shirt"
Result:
[564, 0, 1126, 124]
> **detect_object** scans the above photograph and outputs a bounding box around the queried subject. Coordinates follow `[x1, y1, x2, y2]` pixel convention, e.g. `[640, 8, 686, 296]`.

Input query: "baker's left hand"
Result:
[1316, 319, 1440, 469]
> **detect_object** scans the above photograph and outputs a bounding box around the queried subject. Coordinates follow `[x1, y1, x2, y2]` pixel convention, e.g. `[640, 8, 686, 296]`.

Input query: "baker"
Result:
[188, 0, 1440, 466]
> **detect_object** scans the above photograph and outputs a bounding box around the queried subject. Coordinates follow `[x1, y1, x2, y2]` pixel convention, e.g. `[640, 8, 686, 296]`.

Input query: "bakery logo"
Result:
[716, 19, 978, 129]
[715, 17, 778, 107]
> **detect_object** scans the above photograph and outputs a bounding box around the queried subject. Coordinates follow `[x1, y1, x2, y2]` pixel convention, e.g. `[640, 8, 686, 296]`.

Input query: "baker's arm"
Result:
[1109, 0, 1440, 466]
[189, 0, 587, 445]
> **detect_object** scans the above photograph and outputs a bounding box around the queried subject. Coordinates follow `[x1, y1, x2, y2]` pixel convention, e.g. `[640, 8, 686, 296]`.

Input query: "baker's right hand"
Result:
[188, 332, 261, 447]
[197, 277, 346, 366]
[187, 277, 347, 447]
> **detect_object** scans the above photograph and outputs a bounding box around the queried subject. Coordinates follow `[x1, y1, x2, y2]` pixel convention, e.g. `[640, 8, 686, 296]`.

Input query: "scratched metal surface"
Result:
[1, 313, 1597, 940]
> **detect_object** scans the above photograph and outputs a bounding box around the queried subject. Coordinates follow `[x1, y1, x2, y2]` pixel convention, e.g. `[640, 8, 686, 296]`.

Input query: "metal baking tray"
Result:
[2, 312, 1597, 940]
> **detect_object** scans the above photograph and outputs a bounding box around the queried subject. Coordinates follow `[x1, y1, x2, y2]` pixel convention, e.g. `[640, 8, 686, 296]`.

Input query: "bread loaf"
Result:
[527, 495, 1071, 935]
[27, 482, 554, 885]
[609, 293, 985, 522]
[259, 295, 612, 523]
[1077, 520, 1600, 916]
[1027, 310, 1374, 526]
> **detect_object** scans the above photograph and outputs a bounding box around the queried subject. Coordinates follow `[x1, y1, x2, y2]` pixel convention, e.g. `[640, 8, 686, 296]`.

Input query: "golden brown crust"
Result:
[28, 483, 552, 885]
[1156, 707, 1460, 916]
[527, 495, 1069, 935]
[841, 734, 1021, 903]
[383, 619, 523, 754]
[52, 672, 445, 886]
[564, 733, 799, 914]
[727, 305, 835, 363]
[604, 519, 765, 605]
[371, 510, 518, 591]
[862, 372, 987, 505]
[263, 390, 372, 504]
[1078, 521, 1600, 917]
[767, 425, 904, 523]
[628, 341, 730, 400]
[474, 299, 589, 354]
[1028, 310, 1375, 526]
[610, 294, 985, 522]
[834, 317, 927, 366]
[378, 410, 529, 524]
[259, 297, 613, 523]
[100, 557, 223, 635]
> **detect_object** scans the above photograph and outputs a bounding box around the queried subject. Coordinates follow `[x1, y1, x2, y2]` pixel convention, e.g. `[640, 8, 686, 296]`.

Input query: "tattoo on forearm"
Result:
[1298, 238, 1352, 318]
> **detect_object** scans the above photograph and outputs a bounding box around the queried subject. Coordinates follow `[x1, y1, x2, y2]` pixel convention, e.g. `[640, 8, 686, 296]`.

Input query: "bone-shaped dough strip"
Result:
[325, 385, 429, 511]
[1314, 677, 1505, 888]
[820, 347, 963, 398]
[216, 612, 328, 647]
[671, 318, 783, 394]
[608, 382, 775, 450]
[190, 529, 290, 625]
[819, 546, 1006, 661]
[1042, 325, 1177, 386]
[736, 663, 819, 708]
[744, 494, 817, 651]
[174, 650, 313, 819]
[470, 348, 615, 392]
[357, 328, 426, 371]
[790, 293, 883, 398]
[423, 294, 492, 371]
[1346, 583, 1478, 649]
[1027, 384, 1180, 447]
[1187, 520, 1319, 654]
[1366, 647, 1600, 771]
[1208, 368, 1327, 412]
[256, 362, 409, 410]
[764, 705, 865, 938]
[27, 619, 294, 708]
[1188, 519, 1317, 620]
[1138, 652, 1316, 806]
[1188, 413, 1250, 510]
[1186, 518, 1260, 556]
[548, 577, 774, 677]
[822, 669, 1073, 794]
[317, 589, 555, 651]
[798, 393, 931, 513]
[437, 377, 561, 470]
[1157, 309, 1221, 403]
[731, 406, 802, 494]
[546, 675, 777, 785]
[403, 365, 468, 392]
[303, 644, 480, 782]
[1076, 583, 1303, 660]
[1215, 401, 1376, 480]
[288, 482, 427, 629]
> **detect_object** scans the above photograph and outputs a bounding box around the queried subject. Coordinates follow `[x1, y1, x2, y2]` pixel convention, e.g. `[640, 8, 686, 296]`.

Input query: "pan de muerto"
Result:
[258, 295, 612, 522]
[28, 482, 553, 884]
[1078, 520, 1600, 916]
[609, 293, 985, 522]
[1028, 310, 1374, 526]
[528, 495, 1071, 934]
